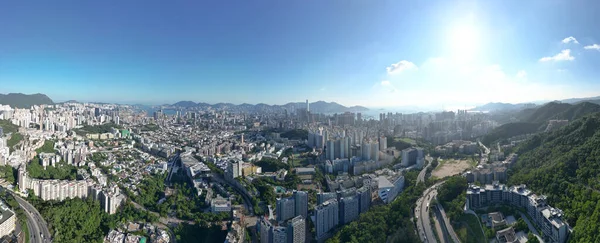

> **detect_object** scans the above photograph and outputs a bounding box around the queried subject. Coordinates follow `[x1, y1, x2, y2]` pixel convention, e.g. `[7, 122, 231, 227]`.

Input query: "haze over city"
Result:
[2, 1, 600, 108]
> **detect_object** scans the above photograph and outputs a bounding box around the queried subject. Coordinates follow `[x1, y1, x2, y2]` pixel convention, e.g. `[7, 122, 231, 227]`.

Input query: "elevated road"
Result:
[417, 156, 433, 184]
[11, 192, 52, 243]
[437, 203, 461, 243]
[416, 182, 444, 243]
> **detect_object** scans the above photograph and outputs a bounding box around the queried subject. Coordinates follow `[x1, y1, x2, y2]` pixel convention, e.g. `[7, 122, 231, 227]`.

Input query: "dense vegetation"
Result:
[36, 140, 56, 153]
[28, 196, 159, 243]
[140, 123, 159, 132]
[508, 112, 600, 242]
[39, 197, 105, 242]
[0, 93, 53, 108]
[7, 132, 23, 152]
[483, 102, 600, 146]
[0, 119, 19, 134]
[254, 158, 290, 172]
[455, 214, 485, 243]
[481, 122, 540, 145]
[130, 173, 166, 212]
[386, 136, 412, 151]
[73, 122, 122, 136]
[89, 152, 108, 163]
[326, 171, 425, 243]
[280, 129, 308, 140]
[0, 165, 16, 185]
[27, 157, 78, 180]
[172, 224, 226, 243]
[437, 176, 468, 221]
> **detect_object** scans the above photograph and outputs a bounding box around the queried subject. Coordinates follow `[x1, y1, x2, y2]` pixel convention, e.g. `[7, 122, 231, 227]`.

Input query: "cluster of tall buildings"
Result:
[258, 215, 305, 243]
[466, 153, 517, 184]
[17, 165, 124, 214]
[276, 191, 308, 222]
[258, 191, 308, 243]
[466, 183, 569, 243]
[314, 185, 372, 239]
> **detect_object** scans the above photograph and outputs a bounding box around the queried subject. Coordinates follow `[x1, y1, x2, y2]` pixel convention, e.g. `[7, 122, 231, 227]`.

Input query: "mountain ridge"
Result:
[169, 100, 369, 113]
[0, 93, 54, 108]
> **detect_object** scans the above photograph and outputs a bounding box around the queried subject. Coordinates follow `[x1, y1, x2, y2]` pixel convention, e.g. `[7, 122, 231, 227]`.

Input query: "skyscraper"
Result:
[315, 199, 339, 239]
[271, 226, 287, 243]
[306, 99, 309, 112]
[287, 215, 306, 243]
[340, 195, 359, 224]
[294, 190, 308, 220]
[276, 197, 296, 222]
[357, 186, 371, 214]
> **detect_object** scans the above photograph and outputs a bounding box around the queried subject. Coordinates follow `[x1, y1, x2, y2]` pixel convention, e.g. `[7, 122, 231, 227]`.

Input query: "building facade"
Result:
[466, 183, 569, 243]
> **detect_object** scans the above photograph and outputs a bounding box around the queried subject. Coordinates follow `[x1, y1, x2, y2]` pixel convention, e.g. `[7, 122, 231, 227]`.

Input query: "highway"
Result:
[12, 193, 52, 243]
[477, 141, 490, 165]
[437, 203, 461, 243]
[415, 182, 444, 243]
[417, 156, 433, 184]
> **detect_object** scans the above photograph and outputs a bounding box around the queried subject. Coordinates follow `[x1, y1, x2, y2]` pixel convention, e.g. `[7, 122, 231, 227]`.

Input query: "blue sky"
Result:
[1, 0, 600, 108]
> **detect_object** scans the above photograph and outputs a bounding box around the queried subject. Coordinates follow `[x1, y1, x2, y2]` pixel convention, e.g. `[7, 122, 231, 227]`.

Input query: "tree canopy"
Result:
[508, 113, 600, 242]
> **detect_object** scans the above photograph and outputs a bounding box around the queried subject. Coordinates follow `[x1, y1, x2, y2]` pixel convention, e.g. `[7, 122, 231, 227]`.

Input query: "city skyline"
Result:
[2, 1, 600, 108]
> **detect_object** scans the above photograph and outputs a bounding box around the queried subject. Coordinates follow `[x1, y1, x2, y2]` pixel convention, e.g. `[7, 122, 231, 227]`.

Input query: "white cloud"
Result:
[584, 44, 600, 50]
[386, 60, 417, 75]
[539, 49, 575, 62]
[562, 36, 579, 44]
[362, 58, 582, 108]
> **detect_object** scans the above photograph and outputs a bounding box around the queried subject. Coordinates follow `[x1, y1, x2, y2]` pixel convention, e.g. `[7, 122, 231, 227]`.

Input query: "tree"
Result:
[527, 233, 540, 243]
[514, 218, 528, 232]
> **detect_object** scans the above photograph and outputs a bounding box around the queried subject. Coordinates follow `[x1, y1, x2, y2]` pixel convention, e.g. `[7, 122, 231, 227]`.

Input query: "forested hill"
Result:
[508, 112, 600, 242]
[0, 93, 54, 108]
[482, 101, 600, 145]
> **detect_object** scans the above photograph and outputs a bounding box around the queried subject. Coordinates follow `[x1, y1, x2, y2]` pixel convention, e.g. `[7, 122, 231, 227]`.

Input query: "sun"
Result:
[448, 24, 480, 61]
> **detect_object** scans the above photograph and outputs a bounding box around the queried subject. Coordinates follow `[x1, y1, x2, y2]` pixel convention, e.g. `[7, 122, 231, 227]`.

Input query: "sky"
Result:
[1, 0, 600, 109]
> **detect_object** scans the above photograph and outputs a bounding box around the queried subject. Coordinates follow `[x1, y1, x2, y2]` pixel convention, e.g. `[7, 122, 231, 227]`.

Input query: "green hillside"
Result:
[519, 102, 571, 123]
[508, 113, 600, 242]
[482, 102, 600, 146]
[0, 93, 54, 108]
[481, 122, 540, 145]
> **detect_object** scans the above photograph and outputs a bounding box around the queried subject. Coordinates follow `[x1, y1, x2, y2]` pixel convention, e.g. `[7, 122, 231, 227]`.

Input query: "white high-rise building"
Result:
[287, 215, 306, 243]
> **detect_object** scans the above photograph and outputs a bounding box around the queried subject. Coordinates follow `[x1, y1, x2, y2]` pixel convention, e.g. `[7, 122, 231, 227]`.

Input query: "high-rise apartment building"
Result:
[287, 215, 305, 243]
[315, 199, 339, 239]
[293, 191, 308, 220]
[340, 195, 359, 224]
[276, 197, 296, 222]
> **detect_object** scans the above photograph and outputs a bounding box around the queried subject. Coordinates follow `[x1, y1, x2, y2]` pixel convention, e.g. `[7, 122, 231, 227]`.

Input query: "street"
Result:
[12, 193, 52, 243]
[416, 182, 444, 243]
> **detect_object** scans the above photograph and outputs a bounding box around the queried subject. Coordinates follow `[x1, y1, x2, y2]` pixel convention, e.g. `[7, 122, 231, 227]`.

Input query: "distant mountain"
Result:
[0, 93, 54, 108]
[168, 100, 369, 113]
[470, 102, 536, 112]
[172, 101, 198, 108]
[560, 95, 600, 104]
[519, 101, 600, 123]
[481, 101, 600, 145]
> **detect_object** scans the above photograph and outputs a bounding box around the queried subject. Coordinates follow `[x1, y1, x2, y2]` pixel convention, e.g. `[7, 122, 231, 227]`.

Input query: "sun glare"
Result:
[449, 24, 480, 61]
